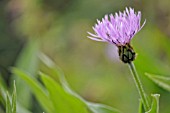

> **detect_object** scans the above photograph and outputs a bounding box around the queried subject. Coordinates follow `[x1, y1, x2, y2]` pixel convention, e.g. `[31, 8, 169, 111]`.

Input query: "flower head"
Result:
[87, 7, 145, 46]
[87, 7, 146, 63]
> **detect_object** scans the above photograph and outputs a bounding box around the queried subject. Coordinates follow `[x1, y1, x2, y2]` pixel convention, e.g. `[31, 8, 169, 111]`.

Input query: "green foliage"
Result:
[11, 53, 123, 113]
[86, 102, 121, 113]
[6, 92, 11, 113]
[146, 94, 160, 113]
[145, 73, 170, 92]
[11, 82, 16, 113]
[0, 75, 6, 106]
[13, 39, 40, 109]
[12, 68, 54, 113]
[13, 68, 89, 113]
[2, 0, 170, 112]
[138, 94, 160, 113]
[39, 53, 122, 113]
[138, 100, 144, 113]
[40, 72, 89, 113]
[6, 82, 16, 113]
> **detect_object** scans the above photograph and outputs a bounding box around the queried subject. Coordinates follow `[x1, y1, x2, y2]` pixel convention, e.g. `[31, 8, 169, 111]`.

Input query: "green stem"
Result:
[128, 62, 150, 111]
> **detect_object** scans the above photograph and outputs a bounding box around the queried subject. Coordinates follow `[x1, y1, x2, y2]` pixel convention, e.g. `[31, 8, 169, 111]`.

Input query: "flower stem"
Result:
[128, 62, 150, 111]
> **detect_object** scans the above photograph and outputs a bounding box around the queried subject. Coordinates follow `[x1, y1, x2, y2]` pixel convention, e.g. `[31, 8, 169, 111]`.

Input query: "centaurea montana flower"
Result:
[87, 7, 146, 63]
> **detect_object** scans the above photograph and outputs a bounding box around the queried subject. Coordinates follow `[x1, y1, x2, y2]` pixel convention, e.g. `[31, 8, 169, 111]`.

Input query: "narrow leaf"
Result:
[87, 102, 121, 113]
[0, 74, 6, 106]
[138, 99, 145, 113]
[12, 68, 54, 113]
[146, 94, 160, 113]
[6, 92, 12, 113]
[39, 53, 85, 101]
[40, 72, 89, 113]
[39, 53, 122, 113]
[12, 81, 16, 113]
[13, 39, 40, 108]
[145, 73, 170, 92]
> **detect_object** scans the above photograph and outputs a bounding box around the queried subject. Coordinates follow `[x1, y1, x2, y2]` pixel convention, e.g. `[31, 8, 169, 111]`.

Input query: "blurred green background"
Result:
[0, 0, 170, 113]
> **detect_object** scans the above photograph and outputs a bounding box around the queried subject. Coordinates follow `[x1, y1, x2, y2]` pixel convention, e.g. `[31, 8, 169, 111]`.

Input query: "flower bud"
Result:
[118, 44, 136, 63]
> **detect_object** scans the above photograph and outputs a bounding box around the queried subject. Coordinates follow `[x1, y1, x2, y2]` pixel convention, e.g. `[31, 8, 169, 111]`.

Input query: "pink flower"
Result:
[87, 7, 146, 46]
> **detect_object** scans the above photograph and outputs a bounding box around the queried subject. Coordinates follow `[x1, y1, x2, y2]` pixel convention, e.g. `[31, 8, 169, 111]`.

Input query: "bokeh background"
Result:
[0, 0, 170, 113]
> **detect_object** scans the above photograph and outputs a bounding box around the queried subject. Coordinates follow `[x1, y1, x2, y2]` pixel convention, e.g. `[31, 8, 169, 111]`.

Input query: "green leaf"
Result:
[87, 102, 121, 113]
[138, 99, 145, 113]
[146, 94, 160, 113]
[39, 53, 85, 100]
[4, 80, 31, 113]
[12, 81, 16, 113]
[145, 73, 170, 92]
[6, 92, 12, 113]
[13, 39, 40, 108]
[0, 74, 6, 106]
[40, 72, 89, 113]
[15, 39, 40, 75]
[12, 68, 54, 113]
[39, 53, 122, 113]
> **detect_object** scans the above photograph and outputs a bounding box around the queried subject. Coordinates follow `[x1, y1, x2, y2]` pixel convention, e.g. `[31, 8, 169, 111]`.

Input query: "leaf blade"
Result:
[40, 72, 89, 113]
[6, 92, 12, 113]
[138, 99, 145, 113]
[13, 39, 40, 108]
[39, 53, 122, 113]
[12, 68, 54, 113]
[12, 81, 16, 113]
[145, 73, 170, 92]
[87, 102, 121, 113]
[146, 94, 160, 113]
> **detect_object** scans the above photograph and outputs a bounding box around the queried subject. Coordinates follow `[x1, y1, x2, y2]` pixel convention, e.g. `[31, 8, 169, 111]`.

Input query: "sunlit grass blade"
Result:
[146, 94, 160, 113]
[12, 68, 54, 113]
[1, 75, 32, 113]
[12, 81, 16, 113]
[6, 92, 12, 113]
[145, 73, 170, 92]
[13, 39, 40, 108]
[40, 72, 89, 113]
